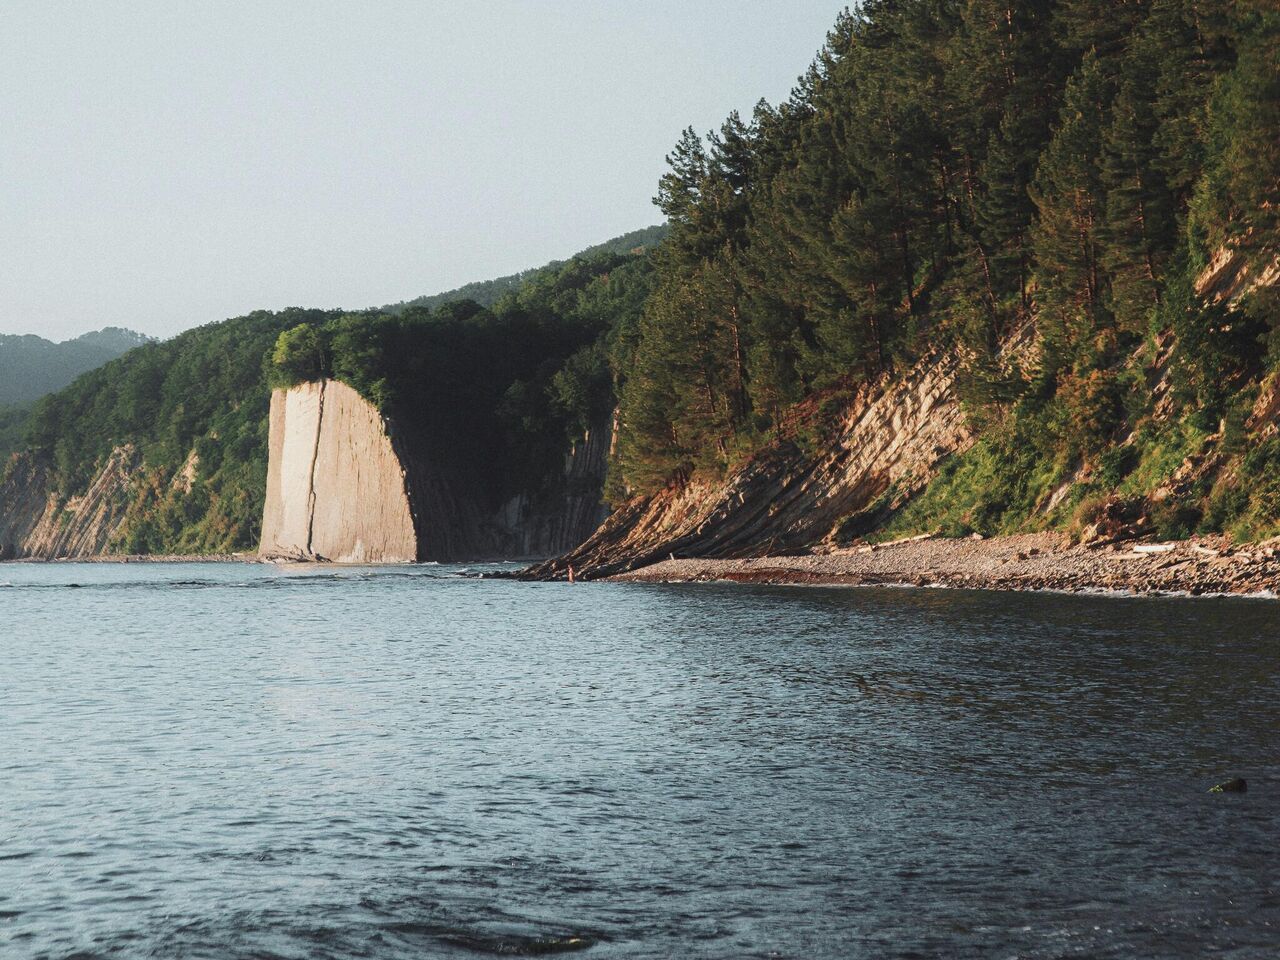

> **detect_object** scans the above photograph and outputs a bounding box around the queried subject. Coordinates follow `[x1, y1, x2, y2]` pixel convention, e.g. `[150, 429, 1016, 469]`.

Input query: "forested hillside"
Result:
[611, 0, 1278, 540]
[10, 248, 651, 554]
[381, 224, 666, 315]
[4, 0, 1278, 560]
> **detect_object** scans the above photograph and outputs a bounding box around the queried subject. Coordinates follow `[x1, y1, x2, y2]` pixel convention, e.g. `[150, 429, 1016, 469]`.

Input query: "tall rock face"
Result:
[259, 380, 418, 563]
[528, 350, 972, 580]
[487, 415, 613, 558]
[1196, 246, 1280, 307]
[259, 379, 612, 563]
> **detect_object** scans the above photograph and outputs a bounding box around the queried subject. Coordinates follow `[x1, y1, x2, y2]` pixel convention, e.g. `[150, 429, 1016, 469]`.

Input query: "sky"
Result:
[1, 1, 842, 340]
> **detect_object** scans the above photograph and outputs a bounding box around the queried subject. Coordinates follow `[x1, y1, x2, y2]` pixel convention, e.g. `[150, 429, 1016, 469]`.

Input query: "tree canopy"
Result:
[613, 0, 1277, 506]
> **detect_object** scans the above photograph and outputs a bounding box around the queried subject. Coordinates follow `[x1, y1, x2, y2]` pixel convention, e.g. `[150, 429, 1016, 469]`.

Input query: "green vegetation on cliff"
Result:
[25, 310, 328, 552]
[271, 251, 651, 511]
[380, 225, 666, 316]
[16, 246, 652, 554]
[0, 328, 153, 464]
[7, 3, 1279, 557]
[613, 0, 1278, 540]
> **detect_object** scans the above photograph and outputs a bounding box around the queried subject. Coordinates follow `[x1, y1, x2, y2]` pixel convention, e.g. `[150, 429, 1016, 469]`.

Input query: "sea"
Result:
[2, 562, 1278, 959]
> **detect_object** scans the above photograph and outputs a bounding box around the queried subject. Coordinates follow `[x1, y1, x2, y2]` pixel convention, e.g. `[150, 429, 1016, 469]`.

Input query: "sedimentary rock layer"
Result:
[0, 446, 139, 559]
[529, 349, 972, 580]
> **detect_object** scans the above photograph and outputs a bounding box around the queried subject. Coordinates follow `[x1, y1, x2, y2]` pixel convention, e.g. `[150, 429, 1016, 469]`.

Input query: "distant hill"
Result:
[381, 224, 668, 315]
[0, 327, 152, 407]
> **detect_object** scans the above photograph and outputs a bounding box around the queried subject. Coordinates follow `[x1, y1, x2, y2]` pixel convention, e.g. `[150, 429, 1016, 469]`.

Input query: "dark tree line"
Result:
[272, 252, 652, 509]
[614, 0, 1278, 496]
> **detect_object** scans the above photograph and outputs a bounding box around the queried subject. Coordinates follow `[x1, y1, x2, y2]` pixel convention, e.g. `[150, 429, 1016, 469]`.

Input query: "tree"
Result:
[1030, 54, 1114, 356]
[270, 324, 327, 386]
[1101, 48, 1176, 330]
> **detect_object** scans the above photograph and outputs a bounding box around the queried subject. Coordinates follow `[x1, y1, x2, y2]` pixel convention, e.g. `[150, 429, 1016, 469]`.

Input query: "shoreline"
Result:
[0, 553, 252, 564]
[607, 532, 1280, 598]
[6, 535, 1280, 597]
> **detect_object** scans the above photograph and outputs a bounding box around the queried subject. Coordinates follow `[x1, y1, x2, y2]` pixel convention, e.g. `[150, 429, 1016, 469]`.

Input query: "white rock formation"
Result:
[259, 379, 417, 563]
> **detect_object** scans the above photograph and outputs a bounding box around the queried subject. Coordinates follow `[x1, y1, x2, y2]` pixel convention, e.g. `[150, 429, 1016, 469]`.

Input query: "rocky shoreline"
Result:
[5, 536, 1279, 597]
[608, 533, 1280, 597]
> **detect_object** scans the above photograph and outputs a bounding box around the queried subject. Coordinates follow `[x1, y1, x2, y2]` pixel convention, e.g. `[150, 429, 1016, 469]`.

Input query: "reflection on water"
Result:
[1, 563, 1278, 958]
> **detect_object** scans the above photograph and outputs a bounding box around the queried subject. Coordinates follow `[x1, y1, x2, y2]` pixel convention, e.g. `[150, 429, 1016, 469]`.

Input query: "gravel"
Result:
[611, 533, 1280, 597]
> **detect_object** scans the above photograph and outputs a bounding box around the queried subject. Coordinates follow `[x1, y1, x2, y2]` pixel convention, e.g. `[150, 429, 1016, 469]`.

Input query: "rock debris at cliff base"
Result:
[608, 533, 1280, 598]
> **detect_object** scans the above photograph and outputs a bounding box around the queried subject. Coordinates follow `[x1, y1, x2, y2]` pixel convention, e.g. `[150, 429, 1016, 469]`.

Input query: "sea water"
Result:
[2, 562, 1278, 958]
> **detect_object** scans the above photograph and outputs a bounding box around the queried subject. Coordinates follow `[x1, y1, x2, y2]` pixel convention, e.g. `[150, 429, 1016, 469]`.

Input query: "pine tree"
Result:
[949, 0, 1062, 310]
[1055, 0, 1153, 59]
[1101, 48, 1176, 330]
[1193, 0, 1280, 250]
[1030, 54, 1114, 356]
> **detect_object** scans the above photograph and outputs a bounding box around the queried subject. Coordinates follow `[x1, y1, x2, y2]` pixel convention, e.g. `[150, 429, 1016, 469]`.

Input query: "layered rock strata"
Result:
[528, 349, 972, 580]
[0, 446, 140, 559]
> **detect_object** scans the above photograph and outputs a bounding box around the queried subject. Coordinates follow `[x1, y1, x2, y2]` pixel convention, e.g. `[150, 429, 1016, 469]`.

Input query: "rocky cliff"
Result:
[259, 379, 611, 563]
[0, 446, 140, 560]
[528, 245, 1279, 581]
[487, 416, 612, 558]
[1197, 245, 1280, 307]
[259, 380, 418, 563]
[529, 349, 972, 580]
[0, 376, 610, 563]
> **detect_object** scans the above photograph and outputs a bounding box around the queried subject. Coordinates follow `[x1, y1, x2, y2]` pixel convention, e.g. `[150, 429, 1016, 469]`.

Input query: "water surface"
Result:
[2, 563, 1278, 958]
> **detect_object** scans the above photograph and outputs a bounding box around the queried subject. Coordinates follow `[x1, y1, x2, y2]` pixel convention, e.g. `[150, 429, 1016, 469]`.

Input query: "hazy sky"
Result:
[1, 1, 841, 340]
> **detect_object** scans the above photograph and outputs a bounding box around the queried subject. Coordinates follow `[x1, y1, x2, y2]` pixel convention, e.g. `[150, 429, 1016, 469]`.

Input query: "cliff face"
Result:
[530, 350, 972, 580]
[1196, 246, 1280, 307]
[0, 375, 610, 563]
[0, 446, 139, 560]
[527, 246, 1280, 580]
[259, 380, 418, 563]
[486, 414, 612, 558]
[259, 379, 611, 563]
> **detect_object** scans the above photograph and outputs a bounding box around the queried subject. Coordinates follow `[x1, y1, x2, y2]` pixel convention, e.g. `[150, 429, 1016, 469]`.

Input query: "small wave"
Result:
[0, 567, 478, 592]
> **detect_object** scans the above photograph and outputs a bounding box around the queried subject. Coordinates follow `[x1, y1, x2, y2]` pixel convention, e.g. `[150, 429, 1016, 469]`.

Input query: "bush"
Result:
[270, 325, 327, 386]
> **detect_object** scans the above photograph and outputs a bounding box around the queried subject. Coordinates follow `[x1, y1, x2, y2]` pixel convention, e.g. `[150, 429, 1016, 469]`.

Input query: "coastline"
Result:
[0, 553, 251, 564]
[6, 537, 1280, 597]
[607, 533, 1280, 598]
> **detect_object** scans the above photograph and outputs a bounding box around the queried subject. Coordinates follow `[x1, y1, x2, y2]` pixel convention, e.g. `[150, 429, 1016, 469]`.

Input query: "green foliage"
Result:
[1116, 422, 1210, 497]
[874, 419, 1066, 540]
[262, 253, 654, 511]
[1203, 437, 1280, 540]
[13, 1, 1280, 550]
[1191, 0, 1280, 252]
[605, 0, 1272, 554]
[20, 247, 653, 554]
[24, 309, 327, 552]
[381, 225, 667, 315]
[270, 324, 328, 388]
[0, 404, 32, 464]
